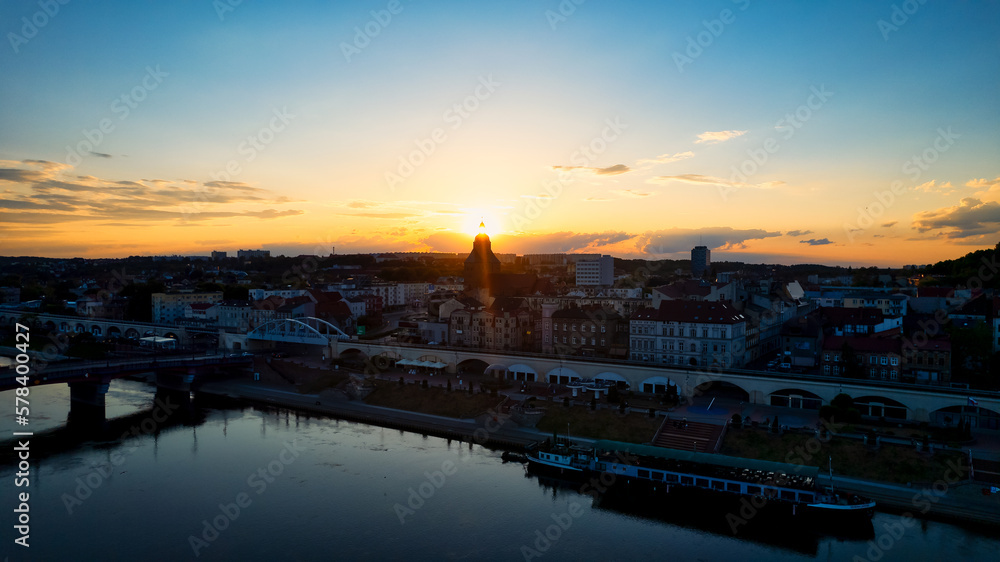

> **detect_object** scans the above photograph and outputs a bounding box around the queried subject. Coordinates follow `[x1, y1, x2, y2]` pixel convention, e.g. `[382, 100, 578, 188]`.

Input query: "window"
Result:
[590, 325, 596, 333]
[880, 369, 887, 379]
[824, 353, 830, 362]
[601, 325, 606, 333]
[590, 338, 595, 346]
[891, 357, 899, 366]
[600, 339, 605, 346]
[890, 370, 898, 380]
[881, 357, 888, 365]
[823, 365, 830, 374]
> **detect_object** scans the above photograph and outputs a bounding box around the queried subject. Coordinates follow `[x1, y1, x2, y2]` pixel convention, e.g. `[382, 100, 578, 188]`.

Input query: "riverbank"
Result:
[193, 376, 999, 526]
[195, 378, 557, 450]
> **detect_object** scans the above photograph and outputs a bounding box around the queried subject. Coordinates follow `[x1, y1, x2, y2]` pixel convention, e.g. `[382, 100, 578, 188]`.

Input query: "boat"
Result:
[526, 439, 875, 522]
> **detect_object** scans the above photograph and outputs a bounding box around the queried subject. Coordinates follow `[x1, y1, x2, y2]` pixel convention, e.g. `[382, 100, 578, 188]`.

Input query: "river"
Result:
[1, 379, 997, 561]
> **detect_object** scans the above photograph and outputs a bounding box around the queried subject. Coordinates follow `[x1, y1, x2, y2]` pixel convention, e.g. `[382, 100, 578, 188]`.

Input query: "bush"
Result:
[731, 413, 742, 427]
[398, 376, 405, 386]
[819, 405, 838, 421]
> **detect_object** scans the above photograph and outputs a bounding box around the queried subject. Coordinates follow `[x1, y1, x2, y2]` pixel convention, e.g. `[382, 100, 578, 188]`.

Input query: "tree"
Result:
[446, 378, 452, 392]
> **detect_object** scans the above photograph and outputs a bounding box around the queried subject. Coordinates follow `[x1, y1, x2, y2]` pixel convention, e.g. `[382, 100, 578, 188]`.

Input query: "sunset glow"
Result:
[0, 1, 997, 265]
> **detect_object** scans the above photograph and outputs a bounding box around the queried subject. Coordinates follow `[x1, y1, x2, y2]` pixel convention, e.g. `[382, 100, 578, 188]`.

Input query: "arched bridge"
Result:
[333, 340, 1000, 426]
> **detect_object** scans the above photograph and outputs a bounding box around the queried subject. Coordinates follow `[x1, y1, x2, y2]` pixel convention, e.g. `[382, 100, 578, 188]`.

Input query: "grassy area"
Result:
[536, 405, 663, 444]
[296, 373, 350, 394]
[363, 380, 500, 418]
[721, 427, 967, 484]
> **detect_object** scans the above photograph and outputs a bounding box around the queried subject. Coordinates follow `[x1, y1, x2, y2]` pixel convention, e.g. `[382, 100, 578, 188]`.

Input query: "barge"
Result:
[527, 439, 875, 522]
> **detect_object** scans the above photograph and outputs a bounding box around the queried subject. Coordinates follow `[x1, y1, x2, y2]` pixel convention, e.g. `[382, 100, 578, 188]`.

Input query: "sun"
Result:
[461, 210, 503, 237]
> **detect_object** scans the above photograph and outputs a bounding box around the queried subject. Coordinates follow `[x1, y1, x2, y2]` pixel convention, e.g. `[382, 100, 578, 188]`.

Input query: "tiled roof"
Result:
[631, 300, 744, 324]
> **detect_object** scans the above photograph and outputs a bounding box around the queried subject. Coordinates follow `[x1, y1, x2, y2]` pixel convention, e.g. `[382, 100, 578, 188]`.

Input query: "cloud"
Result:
[90, 151, 112, 158]
[966, 176, 1000, 189]
[911, 197, 1000, 239]
[0, 159, 302, 226]
[786, 230, 814, 237]
[337, 212, 418, 219]
[649, 174, 783, 191]
[583, 196, 612, 202]
[914, 180, 955, 194]
[636, 151, 694, 166]
[551, 164, 631, 176]
[610, 189, 654, 198]
[346, 199, 381, 209]
[634, 227, 781, 255]
[799, 238, 833, 246]
[694, 130, 747, 144]
[881, 221, 897, 228]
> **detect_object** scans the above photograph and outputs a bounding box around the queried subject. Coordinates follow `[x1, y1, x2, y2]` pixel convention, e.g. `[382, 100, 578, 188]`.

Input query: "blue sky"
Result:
[1, 0, 998, 264]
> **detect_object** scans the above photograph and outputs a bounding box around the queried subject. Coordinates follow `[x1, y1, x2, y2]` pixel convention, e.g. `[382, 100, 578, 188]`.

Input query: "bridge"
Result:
[331, 340, 1000, 427]
[0, 354, 252, 422]
[0, 310, 215, 346]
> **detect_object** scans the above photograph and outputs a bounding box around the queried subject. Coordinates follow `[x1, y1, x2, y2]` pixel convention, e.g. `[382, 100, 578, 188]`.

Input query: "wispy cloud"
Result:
[551, 164, 631, 175]
[649, 174, 783, 191]
[636, 151, 694, 167]
[611, 189, 654, 198]
[694, 130, 747, 144]
[800, 238, 833, 246]
[0, 159, 302, 226]
[786, 230, 814, 237]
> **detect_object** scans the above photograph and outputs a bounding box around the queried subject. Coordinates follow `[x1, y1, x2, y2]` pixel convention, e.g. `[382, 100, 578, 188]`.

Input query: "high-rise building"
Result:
[211, 251, 227, 260]
[237, 249, 270, 259]
[576, 255, 614, 286]
[691, 246, 710, 277]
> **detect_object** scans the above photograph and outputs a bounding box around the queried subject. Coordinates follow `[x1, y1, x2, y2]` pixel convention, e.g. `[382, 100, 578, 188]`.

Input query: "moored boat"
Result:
[526, 439, 875, 522]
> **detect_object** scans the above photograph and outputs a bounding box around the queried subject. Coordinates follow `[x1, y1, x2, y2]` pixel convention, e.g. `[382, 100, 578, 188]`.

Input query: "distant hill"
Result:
[924, 242, 1000, 288]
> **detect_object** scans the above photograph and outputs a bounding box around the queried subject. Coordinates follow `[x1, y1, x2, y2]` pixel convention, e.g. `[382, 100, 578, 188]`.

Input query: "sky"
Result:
[1, 0, 998, 266]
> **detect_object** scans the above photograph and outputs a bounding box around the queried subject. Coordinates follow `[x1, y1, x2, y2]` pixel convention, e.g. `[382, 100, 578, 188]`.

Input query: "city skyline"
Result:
[2, 1, 999, 266]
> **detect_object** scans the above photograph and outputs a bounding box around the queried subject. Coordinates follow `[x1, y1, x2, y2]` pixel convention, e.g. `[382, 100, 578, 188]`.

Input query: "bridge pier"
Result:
[68, 381, 110, 426]
[156, 368, 196, 393]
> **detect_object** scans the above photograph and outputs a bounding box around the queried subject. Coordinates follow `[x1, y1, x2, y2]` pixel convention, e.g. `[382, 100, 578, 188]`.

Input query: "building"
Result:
[237, 249, 270, 259]
[0, 287, 20, 305]
[821, 336, 902, 382]
[217, 300, 253, 332]
[575, 255, 614, 286]
[691, 245, 710, 277]
[629, 300, 746, 368]
[542, 304, 625, 358]
[211, 251, 227, 260]
[448, 297, 533, 352]
[901, 338, 952, 384]
[152, 292, 223, 324]
[463, 222, 501, 296]
[843, 293, 908, 317]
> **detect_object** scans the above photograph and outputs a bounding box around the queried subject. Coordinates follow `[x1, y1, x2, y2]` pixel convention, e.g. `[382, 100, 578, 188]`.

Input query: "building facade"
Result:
[629, 300, 746, 368]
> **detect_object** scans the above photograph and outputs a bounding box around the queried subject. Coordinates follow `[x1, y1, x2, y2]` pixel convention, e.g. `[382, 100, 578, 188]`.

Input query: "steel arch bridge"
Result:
[247, 317, 351, 345]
